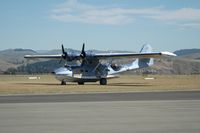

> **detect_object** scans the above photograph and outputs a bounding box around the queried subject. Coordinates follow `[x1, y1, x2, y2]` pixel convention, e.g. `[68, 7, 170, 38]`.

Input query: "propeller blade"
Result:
[82, 43, 85, 53]
[61, 44, 68, 59]
[80, 43, 86, 58]
[59, 58, 62, 64]
[62, 44, 65, 54]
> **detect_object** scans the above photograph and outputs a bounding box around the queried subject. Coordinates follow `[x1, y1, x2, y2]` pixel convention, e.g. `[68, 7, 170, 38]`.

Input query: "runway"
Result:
[0, 91, 200, 133]
[0, 91, 200, 103]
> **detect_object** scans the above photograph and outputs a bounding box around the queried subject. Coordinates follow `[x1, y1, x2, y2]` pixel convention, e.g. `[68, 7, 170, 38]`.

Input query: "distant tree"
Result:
[16, 60, 67, 74]
[4, 68, 17, 75]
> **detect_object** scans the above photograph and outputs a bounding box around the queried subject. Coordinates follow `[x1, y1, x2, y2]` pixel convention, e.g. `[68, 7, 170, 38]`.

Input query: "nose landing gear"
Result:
[61, 80, 66, 85]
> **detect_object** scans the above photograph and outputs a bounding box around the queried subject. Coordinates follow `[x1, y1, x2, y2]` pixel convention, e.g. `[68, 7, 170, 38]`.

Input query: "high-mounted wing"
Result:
[93, 44, 176, 60]
[24, 54, 62, 59]
[24, 44, 176, 61]
[93, 51, 176, 60]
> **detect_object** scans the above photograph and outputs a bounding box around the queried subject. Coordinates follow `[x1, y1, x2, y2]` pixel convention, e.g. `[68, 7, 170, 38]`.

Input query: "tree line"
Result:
[4, 60, 64, 74]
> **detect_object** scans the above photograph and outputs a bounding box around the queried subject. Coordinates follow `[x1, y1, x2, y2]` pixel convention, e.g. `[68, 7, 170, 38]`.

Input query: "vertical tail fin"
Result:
[126, 44, 154, 71]
[138, 44, 154, 67]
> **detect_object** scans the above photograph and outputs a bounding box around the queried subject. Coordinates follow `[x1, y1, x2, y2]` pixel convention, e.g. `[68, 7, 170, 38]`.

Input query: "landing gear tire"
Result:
[100, 78, 107, 85]
[61, 80, 66, 85]
[78, 82, 84, 85]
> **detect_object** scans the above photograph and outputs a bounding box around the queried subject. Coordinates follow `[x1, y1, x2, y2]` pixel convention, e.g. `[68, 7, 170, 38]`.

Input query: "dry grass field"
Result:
[0, 74, 199, 95]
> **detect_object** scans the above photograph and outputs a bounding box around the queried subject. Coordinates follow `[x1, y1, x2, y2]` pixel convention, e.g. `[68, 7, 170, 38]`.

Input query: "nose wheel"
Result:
[100, 78, 107, 85]
[78, 82, 84, 85]
[61, 80, 66, 85]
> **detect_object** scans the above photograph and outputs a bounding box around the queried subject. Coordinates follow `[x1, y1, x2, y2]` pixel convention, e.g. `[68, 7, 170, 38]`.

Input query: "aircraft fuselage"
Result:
[53, 59, 115, 85]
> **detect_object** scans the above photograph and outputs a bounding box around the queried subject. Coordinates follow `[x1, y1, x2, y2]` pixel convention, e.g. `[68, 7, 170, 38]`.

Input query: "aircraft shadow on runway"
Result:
[16, 82, 153, 87]
[107, 82, 153, 87]
[16, 83, 59, 86]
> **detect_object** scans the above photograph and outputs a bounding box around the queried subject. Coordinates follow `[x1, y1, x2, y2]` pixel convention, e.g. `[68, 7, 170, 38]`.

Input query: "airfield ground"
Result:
[0, 75, 200, 133]
[0, 75, 199, 95]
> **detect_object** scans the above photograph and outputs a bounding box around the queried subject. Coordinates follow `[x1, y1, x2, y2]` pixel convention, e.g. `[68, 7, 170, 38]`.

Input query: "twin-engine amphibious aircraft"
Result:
[24, 44, 176, 85]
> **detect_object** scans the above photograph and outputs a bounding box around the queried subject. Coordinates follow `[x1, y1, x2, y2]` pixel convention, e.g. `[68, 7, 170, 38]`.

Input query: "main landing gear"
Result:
[100, 78, 107, 85]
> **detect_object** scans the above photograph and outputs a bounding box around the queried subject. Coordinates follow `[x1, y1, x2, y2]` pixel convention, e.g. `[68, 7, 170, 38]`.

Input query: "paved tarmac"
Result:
[0, 91, 200, 103]
[0, 91, 200, 133]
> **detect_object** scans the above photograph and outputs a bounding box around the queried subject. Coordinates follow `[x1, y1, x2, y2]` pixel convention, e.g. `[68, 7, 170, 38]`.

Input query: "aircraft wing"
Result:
[24, 54, 62, 59]
[24, 52, 176, 60]
[24, 54, 82, 61]
[93, 51, 176, 60]
[24, 44, 176, 61]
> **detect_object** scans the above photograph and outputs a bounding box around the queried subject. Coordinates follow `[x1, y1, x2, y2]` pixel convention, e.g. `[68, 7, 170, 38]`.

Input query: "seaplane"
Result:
[24, 44, 176, 85]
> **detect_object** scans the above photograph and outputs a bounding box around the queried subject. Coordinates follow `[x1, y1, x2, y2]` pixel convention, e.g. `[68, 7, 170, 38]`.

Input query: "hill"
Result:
[174, 49, 200, 56]
[0, 49, 37, 73]
[0, 48, 36, 64]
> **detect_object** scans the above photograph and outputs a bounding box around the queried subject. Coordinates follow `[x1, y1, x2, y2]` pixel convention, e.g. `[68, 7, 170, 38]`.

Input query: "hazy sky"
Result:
[0, 0, 200, 52]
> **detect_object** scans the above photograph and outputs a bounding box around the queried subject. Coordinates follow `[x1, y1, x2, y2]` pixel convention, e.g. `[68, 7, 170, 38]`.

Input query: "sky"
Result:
[0, 0, 200, 52]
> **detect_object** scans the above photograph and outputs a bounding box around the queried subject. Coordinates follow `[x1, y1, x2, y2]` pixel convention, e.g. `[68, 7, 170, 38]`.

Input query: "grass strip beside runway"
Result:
[0, 75, 199, 95]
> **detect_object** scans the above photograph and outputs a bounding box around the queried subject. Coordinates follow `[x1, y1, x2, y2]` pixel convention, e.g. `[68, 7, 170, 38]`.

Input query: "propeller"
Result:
[59, 44, 68, 64]
[62, 44, 68, 59]
[59, 43, 87, 64]
[80, 43, 86, 59]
